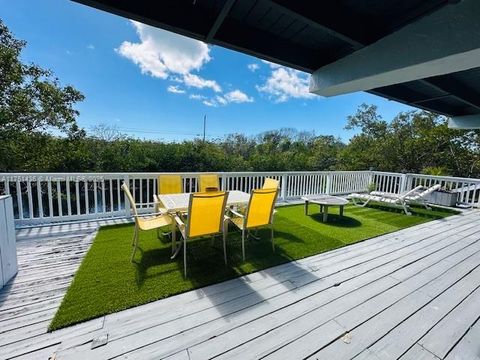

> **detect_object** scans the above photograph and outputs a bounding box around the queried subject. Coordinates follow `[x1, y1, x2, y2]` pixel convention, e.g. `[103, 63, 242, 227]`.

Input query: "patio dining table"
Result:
[155, 190, 251, 259]
[155, 190, 251, 213]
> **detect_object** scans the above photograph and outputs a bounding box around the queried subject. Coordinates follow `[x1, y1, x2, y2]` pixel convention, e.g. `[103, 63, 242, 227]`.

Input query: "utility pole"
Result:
[203, 114, 206, 142]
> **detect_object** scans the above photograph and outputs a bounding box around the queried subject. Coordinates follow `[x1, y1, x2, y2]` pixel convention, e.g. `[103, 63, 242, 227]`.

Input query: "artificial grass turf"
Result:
[49, 203, 458, 331]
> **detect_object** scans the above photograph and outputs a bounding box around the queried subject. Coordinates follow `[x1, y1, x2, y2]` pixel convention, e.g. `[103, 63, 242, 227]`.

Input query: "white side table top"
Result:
[301, 194, 349, 206]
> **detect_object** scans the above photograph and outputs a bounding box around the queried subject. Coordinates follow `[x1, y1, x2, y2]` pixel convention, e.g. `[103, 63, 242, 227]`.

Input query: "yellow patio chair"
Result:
[172, 191, 229, 277]
[154, 174, 183, 236]
[122, 183, 173, 262]
[228, 188, 278, 261]
[158, 174, 182, 194]
[236, 177, 279, 215]
[262, 177, 279, 189]
[198, 174, 220, 192]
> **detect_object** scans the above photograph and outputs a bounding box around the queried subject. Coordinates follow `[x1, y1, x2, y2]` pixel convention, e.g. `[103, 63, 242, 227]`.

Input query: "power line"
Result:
[87, 125, 221, 138]
[117, 128, 200, 136]
[88, 116, 227, 138]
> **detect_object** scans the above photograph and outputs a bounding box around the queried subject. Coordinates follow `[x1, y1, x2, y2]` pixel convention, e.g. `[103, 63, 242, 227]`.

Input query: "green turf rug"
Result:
[49, 203, 457, 330]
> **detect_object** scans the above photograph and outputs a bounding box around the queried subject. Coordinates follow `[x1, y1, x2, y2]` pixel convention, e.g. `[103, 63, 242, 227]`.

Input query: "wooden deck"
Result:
[1, 212, 480, 360]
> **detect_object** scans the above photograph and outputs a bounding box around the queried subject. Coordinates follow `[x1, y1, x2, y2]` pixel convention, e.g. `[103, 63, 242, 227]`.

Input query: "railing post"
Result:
[124, 174, 131, 217]
[220, 174, 226, 191]
[325, 172, 332, 195]
[281, 174, 287, 200]
[405, 173, 413, 192]
[368, 171, 375, 192]
[400, 173, 408, 193]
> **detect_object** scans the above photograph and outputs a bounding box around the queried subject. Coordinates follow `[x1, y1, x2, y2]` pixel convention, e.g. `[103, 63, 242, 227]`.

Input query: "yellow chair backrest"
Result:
[187, 191, 228, 238]
[121, 182, 138, 217]
[199, 174, 219, 192]
[262, 177, 279, 189]
[245, 188, 278, 229]
[158, 174, 182, 194]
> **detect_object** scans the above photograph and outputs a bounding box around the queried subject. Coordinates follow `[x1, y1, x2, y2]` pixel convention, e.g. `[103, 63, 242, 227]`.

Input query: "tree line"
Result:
[1, 19, 479, 177]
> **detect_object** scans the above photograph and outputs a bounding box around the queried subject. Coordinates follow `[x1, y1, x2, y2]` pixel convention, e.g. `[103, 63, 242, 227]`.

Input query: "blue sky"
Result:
[1, 0, 415, 142]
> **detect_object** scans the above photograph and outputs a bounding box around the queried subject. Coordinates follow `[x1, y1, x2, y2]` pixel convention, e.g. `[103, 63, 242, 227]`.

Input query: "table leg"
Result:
[172, 215, 177, 252]
[304, 200, 309, 215]
[340, 205, 344, 217]
[323, 205, 329, 222]
[320, 204, 323, 213]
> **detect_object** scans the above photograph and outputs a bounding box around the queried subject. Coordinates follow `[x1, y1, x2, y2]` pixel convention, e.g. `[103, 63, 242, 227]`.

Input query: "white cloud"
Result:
[87, 44, 95, 50]
[247, 63, 259, 72]
[223, 90, 254, 103]
[202, 100, 217, 107]
[256, 66, 315, 102]
[117, 21, 255, 107]
[167, 85, 186, 94]
[196, 90, 253, 107]
[189, 94, 206, 100]
[215, 95, 228, 106]
[182, 73, 221, 92]
[117, 21, 211, 79]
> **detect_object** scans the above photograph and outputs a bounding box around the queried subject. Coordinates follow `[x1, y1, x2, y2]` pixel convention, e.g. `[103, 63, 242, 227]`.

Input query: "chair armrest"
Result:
[229, 208, 245, 218]
[153, 195, 163, 211]
[173, 214, 187, 238]
[174, 214, 185, 227]
[132, 210, 168, 218]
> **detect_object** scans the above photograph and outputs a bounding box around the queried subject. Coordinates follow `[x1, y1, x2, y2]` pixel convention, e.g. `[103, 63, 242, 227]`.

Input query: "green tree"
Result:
[340, 103, 480, 177]
[0, 19, 84, 171]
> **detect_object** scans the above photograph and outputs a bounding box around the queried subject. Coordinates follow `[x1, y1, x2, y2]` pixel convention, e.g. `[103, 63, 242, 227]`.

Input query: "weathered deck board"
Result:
[0, 212, 479, 359]
[210, 235, 480, 360]
[59, 218, 480, 359]
[444, 318, 480, 360]
[400, 344, 441, 360]
[418, 285, 480, 359]
[0, 224, 97, 360]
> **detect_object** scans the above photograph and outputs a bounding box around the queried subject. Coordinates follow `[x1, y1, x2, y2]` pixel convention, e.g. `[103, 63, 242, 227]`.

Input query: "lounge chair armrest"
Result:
[400, 185, 424, 198]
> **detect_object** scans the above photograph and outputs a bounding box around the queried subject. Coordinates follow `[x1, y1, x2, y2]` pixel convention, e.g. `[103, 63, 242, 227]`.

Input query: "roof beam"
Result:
[212, 18, 332, 73]
[73, 0, 214, 42]
[368, 88, 459, 117]
[206, 0, 236, 42]
[263, 0, 365, 50]
[420, 78, 480, 110]
[411, 94, 451, 104]
[449, 115, 480, 129]
[386, 0, 449, 34]
[310, 0, 480, 97]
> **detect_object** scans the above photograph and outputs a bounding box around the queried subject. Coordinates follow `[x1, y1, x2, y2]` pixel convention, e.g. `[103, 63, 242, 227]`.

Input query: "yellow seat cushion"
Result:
[137, 214, 172, 231]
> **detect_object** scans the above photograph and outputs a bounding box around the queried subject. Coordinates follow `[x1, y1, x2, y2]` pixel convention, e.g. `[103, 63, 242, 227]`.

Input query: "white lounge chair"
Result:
[348, 184, 441, 215]
[370, 185, 424, 199]
[372, 184, 442, 209]
[404, 184, 442, 207]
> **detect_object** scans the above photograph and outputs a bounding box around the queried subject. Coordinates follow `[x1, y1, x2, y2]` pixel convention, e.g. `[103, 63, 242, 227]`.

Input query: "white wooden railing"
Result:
[1, 170, 479, 226]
